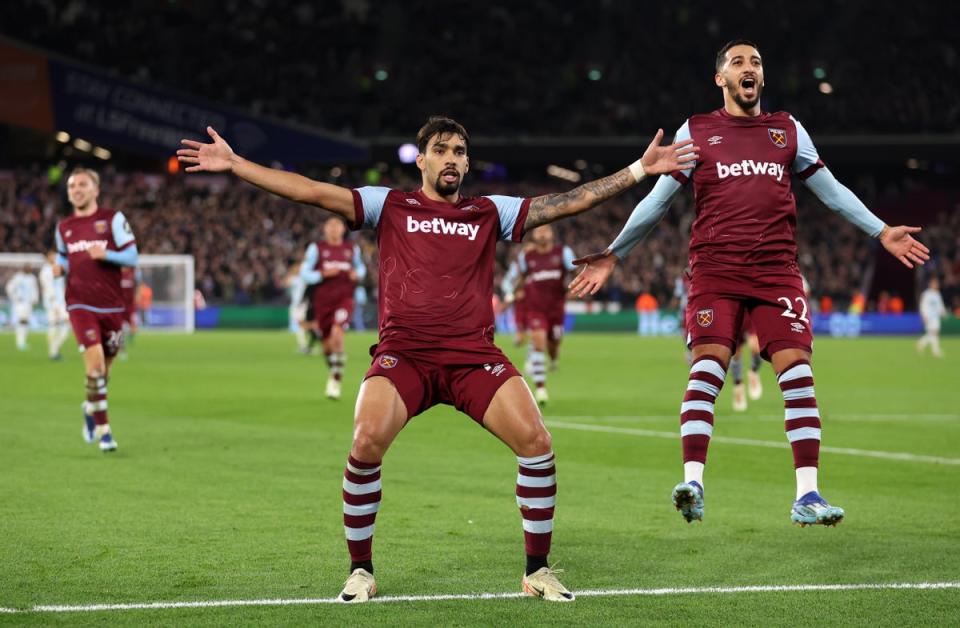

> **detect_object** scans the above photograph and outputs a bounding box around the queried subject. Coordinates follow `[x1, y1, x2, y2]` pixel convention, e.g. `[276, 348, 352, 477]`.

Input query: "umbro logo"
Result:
[405, 198, 421, 205]
[484, 363, 507, 377]
[708, 135, 723, 146]
[790, 322, 805, 333]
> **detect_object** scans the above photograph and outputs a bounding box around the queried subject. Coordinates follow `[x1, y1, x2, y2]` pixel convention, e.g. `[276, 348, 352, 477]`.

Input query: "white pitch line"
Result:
[545, 421, 960, 465]
[3, 582, 958, 614]
[550, 414, 960, 423]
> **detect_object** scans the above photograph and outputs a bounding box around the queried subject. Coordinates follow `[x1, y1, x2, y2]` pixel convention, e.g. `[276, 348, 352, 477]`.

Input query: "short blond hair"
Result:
[68, 167, 100, 188]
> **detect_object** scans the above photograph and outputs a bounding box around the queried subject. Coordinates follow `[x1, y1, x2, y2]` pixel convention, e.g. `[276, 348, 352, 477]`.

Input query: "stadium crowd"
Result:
[2, 166, 958, 314]
[2, 1, 956, 137]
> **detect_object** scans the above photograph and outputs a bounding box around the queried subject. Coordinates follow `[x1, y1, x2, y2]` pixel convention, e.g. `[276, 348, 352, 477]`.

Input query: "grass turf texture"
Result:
[1, 331, 958, 626]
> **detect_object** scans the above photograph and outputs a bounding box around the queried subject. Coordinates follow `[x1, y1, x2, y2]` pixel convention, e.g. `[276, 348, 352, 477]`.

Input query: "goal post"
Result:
[0, 252, 195, 333]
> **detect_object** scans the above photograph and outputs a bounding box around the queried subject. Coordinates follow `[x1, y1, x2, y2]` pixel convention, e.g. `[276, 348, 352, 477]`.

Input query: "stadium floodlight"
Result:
[93, 147, 112, 160]
[55, 131, 70, 143]
[73, 138, 92, 152]
[546, 165, 581, 183]
[398, 143, 418, 164]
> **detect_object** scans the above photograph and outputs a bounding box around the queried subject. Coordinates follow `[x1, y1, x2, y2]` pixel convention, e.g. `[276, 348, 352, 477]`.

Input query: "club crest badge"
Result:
[768, 128, 787, 148]
[696, 308, 714, 327]
[84, 328, 97, 341]
[94, 220, 109, 234]
[378, 355, 399, 369]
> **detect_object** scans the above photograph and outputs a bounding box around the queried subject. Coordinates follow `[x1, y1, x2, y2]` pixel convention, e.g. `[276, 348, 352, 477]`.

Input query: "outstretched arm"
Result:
[568, 175, 683, 297]
[804, 168, 930, 268]
[178, 127, 355, 223]
[523, 129, 697, 232]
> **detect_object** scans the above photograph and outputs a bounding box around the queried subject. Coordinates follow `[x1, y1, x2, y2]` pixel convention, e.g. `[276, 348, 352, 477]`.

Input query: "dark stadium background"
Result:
[1, 0, 957, 319]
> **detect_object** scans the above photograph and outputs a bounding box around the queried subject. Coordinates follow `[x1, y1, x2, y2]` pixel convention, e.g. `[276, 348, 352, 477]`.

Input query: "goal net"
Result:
[0, 253, 195, 332]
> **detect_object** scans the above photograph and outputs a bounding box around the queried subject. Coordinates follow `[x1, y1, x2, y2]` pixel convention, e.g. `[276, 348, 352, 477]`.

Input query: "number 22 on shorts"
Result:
[778, 296, 809, 323]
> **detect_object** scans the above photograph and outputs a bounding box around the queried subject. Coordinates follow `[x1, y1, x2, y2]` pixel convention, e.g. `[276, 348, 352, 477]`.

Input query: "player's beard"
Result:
[728, 82, 761, 111]
[434, 173, 461, 196]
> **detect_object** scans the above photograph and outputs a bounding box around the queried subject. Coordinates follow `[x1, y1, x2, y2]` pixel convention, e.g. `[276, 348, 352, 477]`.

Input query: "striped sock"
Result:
[730, 355, 743, 385]
[529, 351, 546, 389]
[342, 455, 382, 562]
[516, 451, 555, 559]
[680, 356, 726, 469]
[777, 360, 821, 489]
[85, 375, 108, 426]
[330, 352, 345, 382]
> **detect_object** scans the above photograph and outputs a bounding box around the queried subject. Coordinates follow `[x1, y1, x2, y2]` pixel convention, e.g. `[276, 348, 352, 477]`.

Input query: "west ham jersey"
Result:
[519, 245, 575, 313]
[352, 187, 528, 353]
[56, 208, 136, 312]
[314, 241, 359, 305]
[673, 109, 824, 270]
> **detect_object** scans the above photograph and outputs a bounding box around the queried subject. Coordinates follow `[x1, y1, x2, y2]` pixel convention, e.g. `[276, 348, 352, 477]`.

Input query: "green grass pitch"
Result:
[1, 331, 958, 625]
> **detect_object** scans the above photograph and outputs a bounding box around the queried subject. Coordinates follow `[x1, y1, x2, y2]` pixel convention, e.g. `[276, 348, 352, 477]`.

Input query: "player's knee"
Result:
[516, 428, 552, 458]
[351, 426, 391, 461]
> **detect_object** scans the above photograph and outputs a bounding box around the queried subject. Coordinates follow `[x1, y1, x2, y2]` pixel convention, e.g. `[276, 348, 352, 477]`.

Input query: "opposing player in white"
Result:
[40, 250, 70, 360]
[284, 261, 310, 353]
[6, 264, 39, 351]
[917, 277, 947, 357]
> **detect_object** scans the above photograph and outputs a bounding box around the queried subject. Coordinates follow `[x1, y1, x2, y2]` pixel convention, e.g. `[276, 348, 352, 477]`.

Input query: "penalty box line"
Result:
[2, 582, 958, 614]
[546, 420, 960, 465]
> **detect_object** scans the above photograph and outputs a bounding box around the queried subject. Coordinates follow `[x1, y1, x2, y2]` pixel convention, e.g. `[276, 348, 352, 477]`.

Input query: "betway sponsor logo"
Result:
[716, 160, 785, 182]
[322, 261, 353, 272]
[66, 239, 109, 253]
[407, 216, 480, 241]
[530, 269, 562, 282]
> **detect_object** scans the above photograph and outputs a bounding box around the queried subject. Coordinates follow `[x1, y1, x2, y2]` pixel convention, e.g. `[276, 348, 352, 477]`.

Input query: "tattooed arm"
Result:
[523, 129, 698, 233]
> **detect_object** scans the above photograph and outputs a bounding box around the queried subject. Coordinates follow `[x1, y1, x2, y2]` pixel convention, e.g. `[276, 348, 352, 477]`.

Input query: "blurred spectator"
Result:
[1, 165, 958, 313]
[635, 291, 659, 336]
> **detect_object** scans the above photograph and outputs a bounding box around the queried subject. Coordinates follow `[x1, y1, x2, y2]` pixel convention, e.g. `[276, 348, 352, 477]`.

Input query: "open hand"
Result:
[879, 225, 930, 269]
[87, 244, 107, 260]
[640, 129, 699, 176]
[568, 250, 618, 297]
[177, 127, 235, 173]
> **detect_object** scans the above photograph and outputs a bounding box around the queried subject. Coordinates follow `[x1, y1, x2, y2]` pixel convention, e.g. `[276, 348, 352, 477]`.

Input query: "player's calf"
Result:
[341, 455, 381, 601]
[84, 373, 116, 452]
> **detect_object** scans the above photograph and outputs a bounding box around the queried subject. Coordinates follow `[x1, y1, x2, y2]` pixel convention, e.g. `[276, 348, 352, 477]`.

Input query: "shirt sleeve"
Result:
[670, 120, 696, 185]
[803, 168, 885, 237]
[104, 245, 139, 267]
[352, 245, 367, 281]
[55, 227, 70, 271]
[111, 211, 136, 249]
[517, 250, 528, 274]
[485, 195, 531, 242]
[350, 186, 391, 230]
[299, 243, 322, 284]
[562, 246, 577, 271]
[609, 175, 684, 259]
[790, 115, 825, 180]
